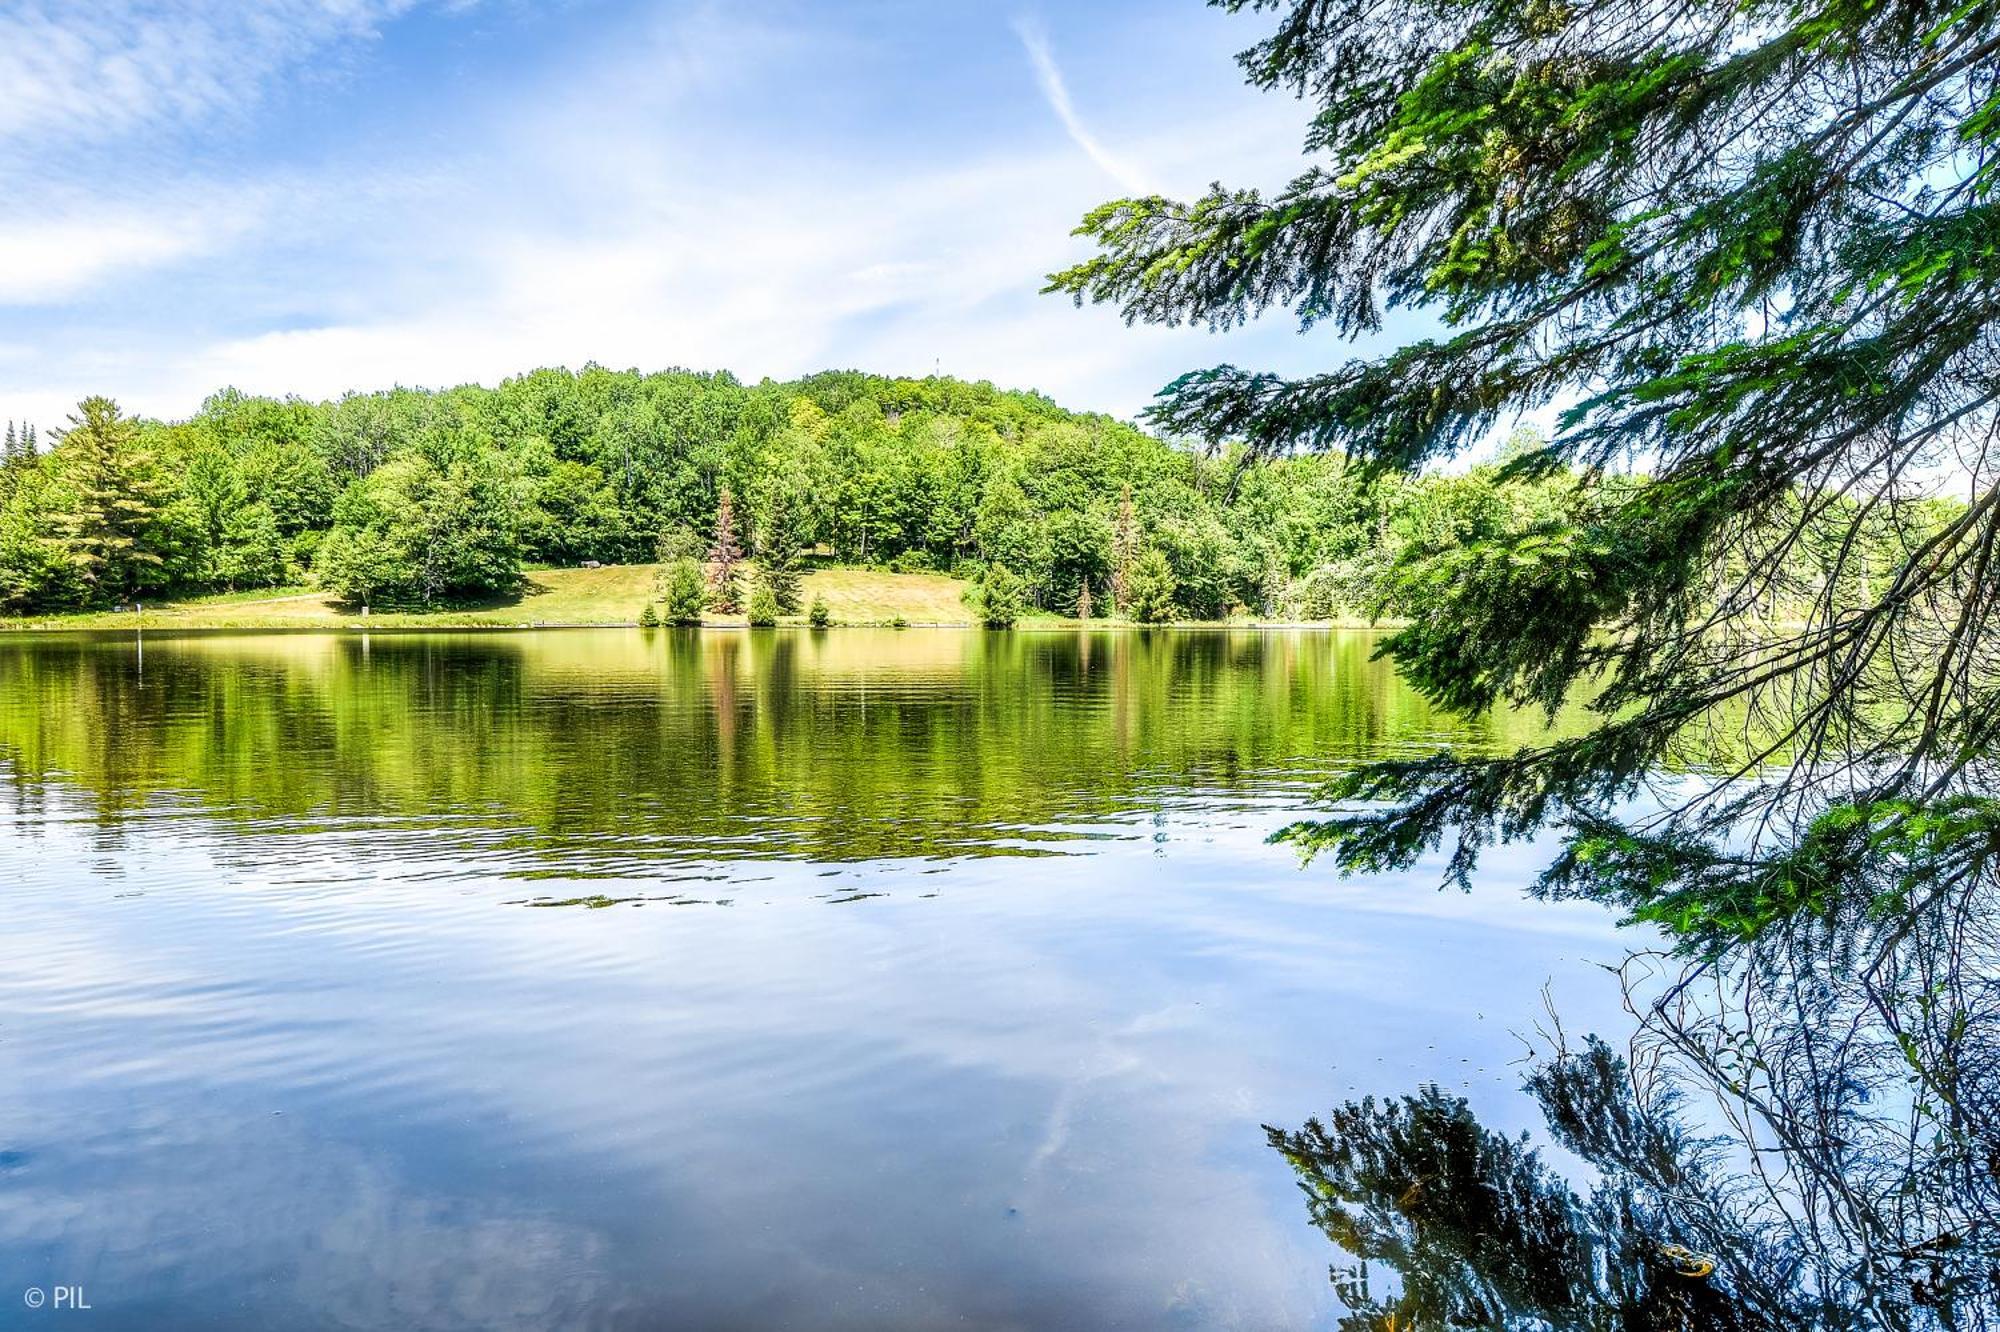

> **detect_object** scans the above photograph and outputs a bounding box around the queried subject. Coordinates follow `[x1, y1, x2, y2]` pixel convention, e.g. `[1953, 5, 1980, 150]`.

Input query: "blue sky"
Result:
[0, 0, 1390, 430]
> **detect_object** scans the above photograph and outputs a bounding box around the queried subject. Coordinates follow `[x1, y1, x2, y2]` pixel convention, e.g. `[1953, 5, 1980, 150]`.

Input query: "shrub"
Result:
[637, 603, 660, 628]
[747, 582, 779, 626]
[808, 595, 831, 628]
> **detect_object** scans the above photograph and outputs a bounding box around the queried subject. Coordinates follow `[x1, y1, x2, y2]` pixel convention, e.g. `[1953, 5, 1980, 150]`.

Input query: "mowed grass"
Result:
[0, 563, 981, 631]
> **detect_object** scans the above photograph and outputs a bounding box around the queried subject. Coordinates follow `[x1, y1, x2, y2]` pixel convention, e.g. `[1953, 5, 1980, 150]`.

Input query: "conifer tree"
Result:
[1052, 0, 2000, 941]
[756, 488, 804, 613]
[52, 397, 166, 601]
[1125, 549, 1177, 625]
[1053, 3, 2000, 1312]
[706, 489, 744, 612]
[1110, 486, 1138, 615]
[660, 558, 706, 625]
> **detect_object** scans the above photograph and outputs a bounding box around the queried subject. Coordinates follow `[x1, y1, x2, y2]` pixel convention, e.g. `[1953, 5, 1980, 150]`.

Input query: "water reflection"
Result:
[0, 628, 1627, 1329]
[1275, 942, 2000, 1330]
[0, 628, 1572, 875]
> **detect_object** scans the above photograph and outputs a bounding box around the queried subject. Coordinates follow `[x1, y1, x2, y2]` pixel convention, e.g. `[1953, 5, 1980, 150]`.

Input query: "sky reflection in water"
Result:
[0, 629, 1626, 1329]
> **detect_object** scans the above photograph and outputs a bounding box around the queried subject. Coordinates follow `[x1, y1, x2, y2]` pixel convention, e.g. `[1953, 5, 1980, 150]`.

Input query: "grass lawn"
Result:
[0, 563, 986, 631]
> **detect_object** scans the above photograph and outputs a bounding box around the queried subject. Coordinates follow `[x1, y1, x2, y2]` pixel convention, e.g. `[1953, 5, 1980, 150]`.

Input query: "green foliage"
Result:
[755, 488, 804, 613]
[317, 452, 521, 608]
[707, 489, 744, 612]
[0, 365, 1933, 636]
[1125, 548, 1178, 624]
[1050, 0, 2000, 946]
[807, 595, 832, 628]
[51, 397, 170, 602]
[979, 564, 1026, 628]
[659, 557, 706, 626]
[746, 582, 779, 627]
[637, 603, 660, 629]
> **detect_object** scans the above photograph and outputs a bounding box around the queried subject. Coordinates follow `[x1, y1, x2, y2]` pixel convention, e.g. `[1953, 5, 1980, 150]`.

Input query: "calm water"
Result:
[0, 629, 1628, 1329]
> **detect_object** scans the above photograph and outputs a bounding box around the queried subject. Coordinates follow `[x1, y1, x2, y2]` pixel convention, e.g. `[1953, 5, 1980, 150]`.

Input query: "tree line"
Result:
[0, 367, 1925, 623]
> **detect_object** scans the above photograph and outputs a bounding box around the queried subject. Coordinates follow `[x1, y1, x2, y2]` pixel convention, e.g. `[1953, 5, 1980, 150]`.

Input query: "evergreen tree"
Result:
[1052, 1, 2000, 1307]
[1110, 485, 1139, 615]
[746, 581, 779, 627]
[979, 565, 1025, 628]
[756, 488, 804, 613]
[808, 595, 832, 628]
[1125, 549, 1177, 625]
[706, 489, 744, 612]
[0, 424, 19, 506]
[52, 397, 167, 602]
[660, 557, 707, 625]
[1050, 0, 2000, 939]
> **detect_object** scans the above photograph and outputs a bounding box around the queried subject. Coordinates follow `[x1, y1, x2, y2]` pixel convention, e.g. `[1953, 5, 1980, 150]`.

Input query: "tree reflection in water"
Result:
[1274, 873, 2000, 1330]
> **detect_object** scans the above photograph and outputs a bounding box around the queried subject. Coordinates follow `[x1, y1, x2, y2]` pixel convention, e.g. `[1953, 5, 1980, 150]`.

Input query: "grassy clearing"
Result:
[0, 563, 986, 631]
[0, 562, 1388, 633]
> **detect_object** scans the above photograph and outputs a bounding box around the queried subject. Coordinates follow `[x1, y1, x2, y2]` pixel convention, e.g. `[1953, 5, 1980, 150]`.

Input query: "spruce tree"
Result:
[757, 488, 804, 613]
[1124, 549, 1177, 625]
[660, 558, 707, 625]
[706, 489, 744, 613]
[1052, 0, 2000, 942]
[979, 565, 1025, 628]
[1053, 2, 2000, 1311]
[1110, 486, 1139, 615]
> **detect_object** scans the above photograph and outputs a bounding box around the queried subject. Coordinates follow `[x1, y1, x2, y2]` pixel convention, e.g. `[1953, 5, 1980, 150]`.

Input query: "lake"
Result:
[0, 628, 1629, 1329]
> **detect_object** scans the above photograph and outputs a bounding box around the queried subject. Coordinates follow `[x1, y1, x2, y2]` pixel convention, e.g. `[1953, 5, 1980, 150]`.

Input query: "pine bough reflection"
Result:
[1274, 870, 2000, 1330]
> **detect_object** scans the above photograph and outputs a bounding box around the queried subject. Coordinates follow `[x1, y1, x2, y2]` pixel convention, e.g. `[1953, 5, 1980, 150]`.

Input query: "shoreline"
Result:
[0, 616, 1394, 636]
[0, 564, 1394, 635]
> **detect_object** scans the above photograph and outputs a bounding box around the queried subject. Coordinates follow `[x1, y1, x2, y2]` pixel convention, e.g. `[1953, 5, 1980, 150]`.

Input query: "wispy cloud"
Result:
[0, 0, 427, 149]
[1012, 17, 1156, 197]
[0, 201, 264, 305]
[0, 1, 1347, 433]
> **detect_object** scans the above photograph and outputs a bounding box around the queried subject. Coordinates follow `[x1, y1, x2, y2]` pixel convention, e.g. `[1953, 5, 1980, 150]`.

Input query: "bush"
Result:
[659, 557, 707, 625]
[979, 564, 1026, 628]
[889, 615, 910, 629]
[888, 549, 936, 574]
[747, 583, 779, 626]
[637, 602, 660, 628]
[808, 595, 832, 628]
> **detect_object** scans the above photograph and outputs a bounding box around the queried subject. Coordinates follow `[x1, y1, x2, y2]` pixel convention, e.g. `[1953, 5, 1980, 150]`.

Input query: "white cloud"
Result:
[1012, 17, 1157, 197]
[0, 2, 1332, 429]
[0, 0, 426, 148]
[0, 205, 262, 305]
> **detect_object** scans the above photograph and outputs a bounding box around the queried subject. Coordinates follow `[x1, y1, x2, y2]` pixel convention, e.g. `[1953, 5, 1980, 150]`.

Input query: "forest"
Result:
[0, 366, 1923, 626]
